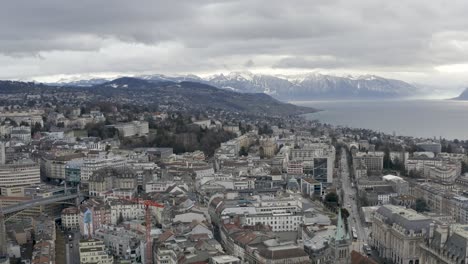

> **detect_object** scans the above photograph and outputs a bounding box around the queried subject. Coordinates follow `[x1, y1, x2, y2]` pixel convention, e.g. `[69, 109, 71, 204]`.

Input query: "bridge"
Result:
[0, 190, 80, 257]
[1, 193, 78, 215]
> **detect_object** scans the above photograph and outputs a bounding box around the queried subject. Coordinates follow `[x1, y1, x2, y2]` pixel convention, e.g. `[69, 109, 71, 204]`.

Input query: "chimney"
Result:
[438, 224, 450, 245]
[429, 222, 435, 238]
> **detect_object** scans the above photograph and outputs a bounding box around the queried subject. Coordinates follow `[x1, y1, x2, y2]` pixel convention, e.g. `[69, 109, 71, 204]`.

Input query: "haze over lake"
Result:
[298, 100, 468, 140]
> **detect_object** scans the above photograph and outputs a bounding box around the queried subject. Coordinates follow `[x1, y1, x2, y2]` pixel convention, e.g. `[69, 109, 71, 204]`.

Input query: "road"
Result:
[65, 230, 81, 264]
[338, 150, 368, 253]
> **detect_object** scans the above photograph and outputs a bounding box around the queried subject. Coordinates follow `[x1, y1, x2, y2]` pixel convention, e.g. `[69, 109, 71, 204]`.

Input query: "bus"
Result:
[352, 227, 358, 240]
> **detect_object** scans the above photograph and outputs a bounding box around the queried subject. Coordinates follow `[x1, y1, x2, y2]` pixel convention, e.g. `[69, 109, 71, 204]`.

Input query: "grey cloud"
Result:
[0, 0, 468, 84]
[244, 59, 254, 67]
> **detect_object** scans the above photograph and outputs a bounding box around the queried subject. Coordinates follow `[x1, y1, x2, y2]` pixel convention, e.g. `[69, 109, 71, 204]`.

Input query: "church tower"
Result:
[334, 209, 351, 263]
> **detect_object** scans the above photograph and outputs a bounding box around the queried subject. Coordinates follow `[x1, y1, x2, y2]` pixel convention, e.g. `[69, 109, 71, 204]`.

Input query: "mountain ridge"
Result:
[46, 72, 423, 100]
[453, 88, 468, 100]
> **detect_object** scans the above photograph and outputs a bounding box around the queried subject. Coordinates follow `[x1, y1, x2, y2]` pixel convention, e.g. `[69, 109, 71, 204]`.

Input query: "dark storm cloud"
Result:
[1, 0, 468, 82]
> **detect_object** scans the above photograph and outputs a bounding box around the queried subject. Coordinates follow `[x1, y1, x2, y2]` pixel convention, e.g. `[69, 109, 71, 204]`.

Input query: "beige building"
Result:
[371, 205, 433, 264]
[62, 207, 80, 230]
[259, 138, 277, 158]
[0, 160, 40, 188]
[79, 239, 113, 264]
[41, 153, 85, 180]
[353, 151, 384, 174]
[88, 167, 137, 197]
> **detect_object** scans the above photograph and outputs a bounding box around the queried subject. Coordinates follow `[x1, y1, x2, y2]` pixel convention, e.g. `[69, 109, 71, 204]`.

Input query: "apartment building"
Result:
[290, 143, 335, 183]
[62, 207, 80, 230]
[353, 151, 384, 174]
[0, 160, 40, 188]
[88, 167, 138, 197]
[80, 155, 127, 183]
[10, 126, 31, 142]
[41, 153, 85, 180]
[79, 239, 113, 264]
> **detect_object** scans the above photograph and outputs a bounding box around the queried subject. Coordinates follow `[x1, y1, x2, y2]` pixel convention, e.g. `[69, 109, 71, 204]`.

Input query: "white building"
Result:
[79, 239, 113, 264]
[113, 121, 149, 138]
[145, 181, 175, 193]
[10, 126, 31, 142]
[108, 200, 145, 224]
[94, 225, 142, 260]
[80, 155, 127, 183]
[218, 197, 303, 232]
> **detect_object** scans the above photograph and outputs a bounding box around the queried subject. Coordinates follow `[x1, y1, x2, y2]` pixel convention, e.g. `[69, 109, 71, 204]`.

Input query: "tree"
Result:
[117, 212, 124, 225]
[19, 121, 30, 127]
[31, 123, 42, 134]
[340, 208, 350, 219]
[358, 194, 369, 207]
[462, 162, 468, 175]
[414, 198, 429, 212]
[259, 146, 265, 159]
[325, 192, 339, 204]
[239, 146, 248, 156]
[383, 147, 393, 169]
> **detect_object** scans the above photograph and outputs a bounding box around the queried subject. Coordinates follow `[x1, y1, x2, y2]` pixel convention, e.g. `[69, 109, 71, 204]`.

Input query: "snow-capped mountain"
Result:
[45, 71, 423, 100]
[206, 72, 419, 100]
[48, 78, 111, 87]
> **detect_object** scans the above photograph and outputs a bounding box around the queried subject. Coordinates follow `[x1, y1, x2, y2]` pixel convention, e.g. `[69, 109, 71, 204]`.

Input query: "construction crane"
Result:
[115, 196, 164, 264]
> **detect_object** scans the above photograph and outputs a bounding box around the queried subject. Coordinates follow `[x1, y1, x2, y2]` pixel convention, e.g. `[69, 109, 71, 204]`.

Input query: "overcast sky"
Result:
[1, 0, 468, 89]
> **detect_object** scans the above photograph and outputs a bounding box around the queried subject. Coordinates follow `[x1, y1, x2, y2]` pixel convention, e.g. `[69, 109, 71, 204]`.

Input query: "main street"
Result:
[338, 150, 368, 253]
[65, 230, 80, 264]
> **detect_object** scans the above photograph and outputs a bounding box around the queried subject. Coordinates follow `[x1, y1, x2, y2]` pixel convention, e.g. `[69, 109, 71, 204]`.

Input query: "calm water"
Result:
[296, 100, 468, 140]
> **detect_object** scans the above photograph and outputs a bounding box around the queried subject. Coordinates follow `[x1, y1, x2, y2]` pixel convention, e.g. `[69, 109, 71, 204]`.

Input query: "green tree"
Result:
[117, 212, 124, 225]
[31, 123, 42, 134]
[239, 146, 248, 156]
[19, 121, 30, 127]
[340, 208, 350, 219]
[462, 162, 468, 175]
[259, 146, 265, 159]
[414, 198, 429, 212]
[359, 194, 369, 207]
[383, 147, 393, 169]
[325, 192, 339, 204]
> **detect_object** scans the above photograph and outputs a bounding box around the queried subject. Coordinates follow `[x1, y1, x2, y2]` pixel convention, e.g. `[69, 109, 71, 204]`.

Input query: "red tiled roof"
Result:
[351, 250, 378, 264]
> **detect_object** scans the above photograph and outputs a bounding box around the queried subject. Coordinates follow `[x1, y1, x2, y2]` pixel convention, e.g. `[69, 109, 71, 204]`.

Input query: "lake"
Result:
[295, 100, 468, 140]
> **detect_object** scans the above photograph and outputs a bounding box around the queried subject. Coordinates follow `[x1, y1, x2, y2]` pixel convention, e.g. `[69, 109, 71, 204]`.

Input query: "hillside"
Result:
[0, 78, 316, 116]
[453, 88, 468, 100]
[92, 78, 316, 116]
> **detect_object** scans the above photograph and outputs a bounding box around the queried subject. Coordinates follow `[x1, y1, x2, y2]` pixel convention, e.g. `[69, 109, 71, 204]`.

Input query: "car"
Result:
[70, 244, 73, 248]
[363, 244, 371, 255]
